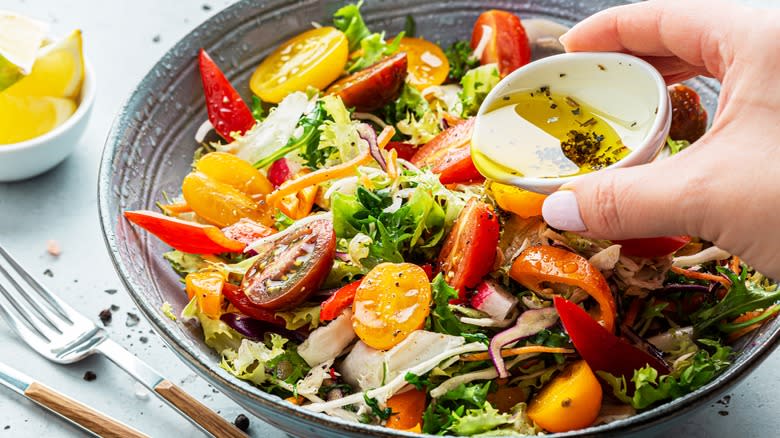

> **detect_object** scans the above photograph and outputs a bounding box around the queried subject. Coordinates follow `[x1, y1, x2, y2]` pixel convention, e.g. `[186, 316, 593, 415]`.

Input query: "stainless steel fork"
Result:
[0, 244, 245, 438]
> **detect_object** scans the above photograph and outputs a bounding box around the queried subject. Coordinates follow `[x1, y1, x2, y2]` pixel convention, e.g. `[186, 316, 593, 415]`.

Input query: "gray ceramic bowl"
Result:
[99, 0, 780, 436]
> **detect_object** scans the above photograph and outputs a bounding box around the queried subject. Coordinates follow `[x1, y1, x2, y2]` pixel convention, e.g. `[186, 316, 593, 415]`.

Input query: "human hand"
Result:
[541, 0, 780, 278]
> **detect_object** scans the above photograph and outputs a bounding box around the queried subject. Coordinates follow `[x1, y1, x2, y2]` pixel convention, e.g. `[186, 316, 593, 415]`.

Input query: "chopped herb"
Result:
[444, 40, 479, 82]
[364, 393, 393, 420]
[404, 14, 416, 37]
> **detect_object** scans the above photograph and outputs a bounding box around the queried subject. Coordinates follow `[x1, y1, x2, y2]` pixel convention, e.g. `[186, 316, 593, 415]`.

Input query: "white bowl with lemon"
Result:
[0, 11, 94, 182]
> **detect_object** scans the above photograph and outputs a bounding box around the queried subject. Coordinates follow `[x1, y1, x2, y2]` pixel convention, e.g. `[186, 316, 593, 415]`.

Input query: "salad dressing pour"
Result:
[471, 87, 632, 179]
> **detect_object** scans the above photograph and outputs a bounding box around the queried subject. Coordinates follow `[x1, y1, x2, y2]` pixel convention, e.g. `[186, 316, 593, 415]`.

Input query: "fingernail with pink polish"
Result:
[542, 191, 587, 231]
[558, 32, 571, 50]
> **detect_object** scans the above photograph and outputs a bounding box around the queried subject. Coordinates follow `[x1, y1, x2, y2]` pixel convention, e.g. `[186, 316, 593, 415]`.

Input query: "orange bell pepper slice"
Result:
[124, 210, 245, 254]
[509, 245, 617, 332]
[185, 270, 225, 319]
[385, 388, 426, 431]
[277, 170, 319, 220]
[489, 182, 547, 218]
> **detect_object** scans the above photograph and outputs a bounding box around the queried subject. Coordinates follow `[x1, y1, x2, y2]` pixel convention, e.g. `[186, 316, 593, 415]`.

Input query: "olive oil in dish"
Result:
[471, 87, 631, 178]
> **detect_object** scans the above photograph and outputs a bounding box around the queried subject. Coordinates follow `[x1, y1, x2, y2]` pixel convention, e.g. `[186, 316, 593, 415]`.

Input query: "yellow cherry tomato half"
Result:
[527, 360, 603, 433]
[182, 171, 274, 228]
[397, 37, 449, 90]
[185, 270, 225, 319]
[195, 152, 273, 196]
[489, 182, 547, 218]
[352, 263, 432, 350]
[250, 27, 349, 103]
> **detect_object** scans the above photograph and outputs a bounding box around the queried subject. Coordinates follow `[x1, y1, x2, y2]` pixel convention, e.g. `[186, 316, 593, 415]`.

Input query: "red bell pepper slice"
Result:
[319, 279, 363, 322]
[198, 49, 256, 141]
[613, 236, 692, 258]
[222, 283, 286, 326]
[124, 210, 245, 254]
[554, 296, 670, 379]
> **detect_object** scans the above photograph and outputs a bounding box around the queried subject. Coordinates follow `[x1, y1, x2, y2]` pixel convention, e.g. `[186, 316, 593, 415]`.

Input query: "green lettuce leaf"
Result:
[314, 94, 364, 167]
[666, 137, 690, 155]
[331, 182, 449, 266]
[181, 297, 243, 353]
[163, 251, 207, 276]
[348, 31, 404, 73]
[397, 109, 441, 144]
[332, 1, 371, 51]
[598, 338, 732, 409]
[386, 83, 429, 125]
[693, 267, 780, 333]
[428, 274, 482, 336]
[449, 402, 512, 436]
[439, 382, 491, 408]
[275, 305, 321, 330]
[459, 64, 500, 117]
[220, 334, 289, 386]
[256, 100, 326, 169]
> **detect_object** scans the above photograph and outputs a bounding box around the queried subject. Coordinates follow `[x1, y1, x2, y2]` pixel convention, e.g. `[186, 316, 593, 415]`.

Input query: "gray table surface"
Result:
[0, 0, 778, 437]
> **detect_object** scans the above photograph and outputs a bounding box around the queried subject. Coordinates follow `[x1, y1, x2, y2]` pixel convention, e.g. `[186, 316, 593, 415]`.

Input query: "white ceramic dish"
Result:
[0, 59, 95, 182]
[473, 52, 671, 194]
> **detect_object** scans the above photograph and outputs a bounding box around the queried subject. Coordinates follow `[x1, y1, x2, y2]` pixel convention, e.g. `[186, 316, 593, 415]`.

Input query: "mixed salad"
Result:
[125, 3, 779, 435]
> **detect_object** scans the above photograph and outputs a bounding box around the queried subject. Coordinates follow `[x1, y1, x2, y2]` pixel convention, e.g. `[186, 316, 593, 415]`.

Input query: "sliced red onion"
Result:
[488, 307, 559, 378]
[357, 123, 385, 171]
[267, 157, 301, 188]
[334, 251, 351, 262]
[220, 313, 306, 342]
[471, 280, 519, 320]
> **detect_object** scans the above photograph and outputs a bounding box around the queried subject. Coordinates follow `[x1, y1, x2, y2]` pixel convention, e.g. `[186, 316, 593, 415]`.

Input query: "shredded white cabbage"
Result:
[306, 342, 487, 412]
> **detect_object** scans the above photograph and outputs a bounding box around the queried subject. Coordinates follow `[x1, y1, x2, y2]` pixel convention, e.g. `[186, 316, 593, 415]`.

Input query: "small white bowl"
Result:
[473, 52, 670, 194]
[0, 59, 96, 182]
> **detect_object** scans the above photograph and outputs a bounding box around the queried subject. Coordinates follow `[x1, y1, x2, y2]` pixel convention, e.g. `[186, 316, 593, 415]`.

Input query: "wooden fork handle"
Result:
[25, 382, 148, 438]
[154, 379, 246, 438]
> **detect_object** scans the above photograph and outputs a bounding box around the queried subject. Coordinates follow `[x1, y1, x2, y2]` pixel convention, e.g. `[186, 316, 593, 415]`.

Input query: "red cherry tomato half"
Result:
[240, 219, 336, 310]
[436, 198, 500, 300]
[410, 118, 483, 184]
[471, 10, 531, 77]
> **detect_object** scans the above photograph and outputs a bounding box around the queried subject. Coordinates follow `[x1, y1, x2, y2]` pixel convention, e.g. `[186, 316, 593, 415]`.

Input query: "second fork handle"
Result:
[96, 339, 245, 438]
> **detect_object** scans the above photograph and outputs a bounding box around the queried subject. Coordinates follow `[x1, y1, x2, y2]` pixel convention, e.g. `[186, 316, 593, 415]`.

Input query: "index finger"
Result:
[560, 0, 745, 80]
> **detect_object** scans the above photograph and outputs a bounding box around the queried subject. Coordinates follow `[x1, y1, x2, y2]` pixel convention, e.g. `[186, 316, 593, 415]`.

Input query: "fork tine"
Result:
[0, 282, 55, 343]
[0, 244, 74, 324]
[0, 261, 67, 335]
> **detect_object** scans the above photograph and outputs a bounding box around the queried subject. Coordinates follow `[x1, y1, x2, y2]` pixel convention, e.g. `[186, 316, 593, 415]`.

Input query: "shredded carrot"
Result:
[386, 148, 399, 180]
[285, 395, 305, 405]
[158, 202, 192, 215]
[670, 266, 732, 288]
[623, 298, 642, 329]
[266, 126, 395, 207]
[730, 256, 741, 275]
[727, 305, 780, 342]
[461, 346, 574, 362]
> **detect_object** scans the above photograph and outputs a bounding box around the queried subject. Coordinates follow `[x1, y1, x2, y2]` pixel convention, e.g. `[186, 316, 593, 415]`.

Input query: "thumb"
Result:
[541, 153, 707, 239]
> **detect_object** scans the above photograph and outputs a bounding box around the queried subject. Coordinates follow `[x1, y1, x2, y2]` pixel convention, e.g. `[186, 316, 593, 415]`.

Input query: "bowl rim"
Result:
[97, 1, 780, 436]
[0, 57, 96, 153]
[474, 51, 670, 193]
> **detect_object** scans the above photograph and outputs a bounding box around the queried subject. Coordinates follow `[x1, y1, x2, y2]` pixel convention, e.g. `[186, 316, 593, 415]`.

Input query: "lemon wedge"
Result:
[0, 11, 49, 91]
[0, 94, 76, 145]
[5, 30, 84, 99]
